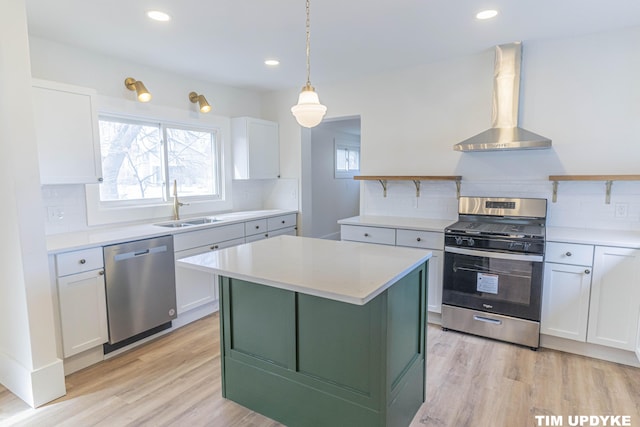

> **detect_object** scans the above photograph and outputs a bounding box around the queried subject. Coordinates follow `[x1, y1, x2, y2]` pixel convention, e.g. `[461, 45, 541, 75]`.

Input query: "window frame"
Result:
[334, 139, 361, 179]
[85, 101, 233, 226]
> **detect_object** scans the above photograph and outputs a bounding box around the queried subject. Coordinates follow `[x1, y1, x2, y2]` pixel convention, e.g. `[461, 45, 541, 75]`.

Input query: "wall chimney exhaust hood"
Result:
[454, 42, 551, 152]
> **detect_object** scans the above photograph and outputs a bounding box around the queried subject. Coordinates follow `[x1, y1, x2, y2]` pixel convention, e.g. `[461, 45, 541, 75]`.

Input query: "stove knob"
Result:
[468, 238, 475, 247]
[455, 236, 463, 245]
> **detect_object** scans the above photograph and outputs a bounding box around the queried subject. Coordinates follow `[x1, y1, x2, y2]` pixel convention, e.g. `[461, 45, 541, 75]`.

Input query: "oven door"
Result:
[443, 246, 543, 321]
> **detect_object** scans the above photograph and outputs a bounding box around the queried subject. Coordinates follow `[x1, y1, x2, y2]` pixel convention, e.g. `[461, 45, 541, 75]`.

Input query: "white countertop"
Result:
[546, 227, 640, 248]
[178, 235, 432, 306]
[46, 209, 297, 253]
[338, 215, 455, 232]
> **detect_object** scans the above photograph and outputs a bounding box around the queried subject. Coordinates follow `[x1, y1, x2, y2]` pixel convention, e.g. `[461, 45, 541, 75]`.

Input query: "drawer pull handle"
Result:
[364, 233, 370, 237]
[584, 269, 591, 274]
[565, 252, 572, 257]
[416, 237, 421, 242]
[79, 259, 86, 264]
[210, 245, 219, 250]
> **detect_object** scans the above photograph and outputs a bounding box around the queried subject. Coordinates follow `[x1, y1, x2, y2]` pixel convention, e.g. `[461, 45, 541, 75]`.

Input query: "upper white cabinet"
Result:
[231, 117, 279, 179]
[587, 246, 640, 351]
[32, 79, 103, 184]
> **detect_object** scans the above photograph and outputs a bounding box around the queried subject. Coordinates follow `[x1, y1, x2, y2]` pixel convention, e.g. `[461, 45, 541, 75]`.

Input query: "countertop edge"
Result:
[338, 215, 455, 232]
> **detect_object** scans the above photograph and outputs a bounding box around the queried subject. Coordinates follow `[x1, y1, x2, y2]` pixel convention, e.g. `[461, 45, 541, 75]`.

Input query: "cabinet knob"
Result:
[364, 233, 370, 237]
[565, 252, 572, 257]
[416, 237, 422, 242]
[97, 177, 104, 182]
[255, 225, 260, 229]
[584, 269, 591, 274]
[79, 259, 86, 264]
[98, 270, 105, 276]
[210, 245, 219, 250]
[281, 220, 286, 224]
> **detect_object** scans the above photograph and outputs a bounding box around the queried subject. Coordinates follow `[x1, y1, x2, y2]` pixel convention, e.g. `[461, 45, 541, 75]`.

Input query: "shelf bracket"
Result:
[605, 180, 613, 204]
[378, 179, 388, 197]
[412, 180, 421, 197]
[552, 181, 558, 203]
[455, 179, 461, 199]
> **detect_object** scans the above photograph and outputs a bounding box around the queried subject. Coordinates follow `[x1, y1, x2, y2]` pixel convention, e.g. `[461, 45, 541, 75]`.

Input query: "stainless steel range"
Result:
[442, 196, 547, 349]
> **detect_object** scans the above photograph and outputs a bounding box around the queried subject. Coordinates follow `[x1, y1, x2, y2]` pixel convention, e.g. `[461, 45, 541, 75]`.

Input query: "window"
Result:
[335, 139, 360, 178]
[98, 117, 220, 205]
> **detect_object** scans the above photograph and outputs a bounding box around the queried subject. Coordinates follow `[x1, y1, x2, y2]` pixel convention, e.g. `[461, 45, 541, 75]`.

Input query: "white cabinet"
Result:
[541, 242, 594, 342]
[55, 247, 108, 357]
[174, 223, 245, 314]
[231, 117, 279, 179]
[341, 225, 396, 246]
[341, 224, 444, 313]
[245, 213, 297, 242]
[587, 246, 640, 351]
[32, 79, 102, 184]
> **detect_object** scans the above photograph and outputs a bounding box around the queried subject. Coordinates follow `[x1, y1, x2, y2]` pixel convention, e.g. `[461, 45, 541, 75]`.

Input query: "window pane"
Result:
[166, 128, 218, 197]
[336, 148, 348, 171]
[347, 149, 360, 171]
[99, 120, 163, 201]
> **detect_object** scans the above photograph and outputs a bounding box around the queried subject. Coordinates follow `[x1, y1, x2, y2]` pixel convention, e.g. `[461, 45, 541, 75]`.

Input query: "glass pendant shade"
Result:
[291, 85, 327, 128]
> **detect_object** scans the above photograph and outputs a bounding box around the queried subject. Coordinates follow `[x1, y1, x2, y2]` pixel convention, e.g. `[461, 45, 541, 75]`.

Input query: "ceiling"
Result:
[25, 0, 640, 92]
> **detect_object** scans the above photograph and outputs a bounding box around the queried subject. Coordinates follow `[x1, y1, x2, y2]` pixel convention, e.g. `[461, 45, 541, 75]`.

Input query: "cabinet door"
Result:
[175, 237, 245, 314]
[541, 262, 592, 341]
[231, 117, 279, 179]
[58, 270, 108, 357]
[32, 81, 102, 184]
[588, 246, 640, 351]
[427, 250, 443, 313]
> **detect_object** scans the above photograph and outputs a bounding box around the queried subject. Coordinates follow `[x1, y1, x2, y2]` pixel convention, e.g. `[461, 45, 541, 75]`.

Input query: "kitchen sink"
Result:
[153, 217, 220, 228]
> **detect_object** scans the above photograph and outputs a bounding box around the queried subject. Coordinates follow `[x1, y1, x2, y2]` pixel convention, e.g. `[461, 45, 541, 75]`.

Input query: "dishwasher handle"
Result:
[113, 245, 169, 262]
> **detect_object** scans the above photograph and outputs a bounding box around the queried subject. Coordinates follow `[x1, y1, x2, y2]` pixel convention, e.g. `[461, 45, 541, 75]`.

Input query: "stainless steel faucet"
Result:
[172, 180, 188, 220]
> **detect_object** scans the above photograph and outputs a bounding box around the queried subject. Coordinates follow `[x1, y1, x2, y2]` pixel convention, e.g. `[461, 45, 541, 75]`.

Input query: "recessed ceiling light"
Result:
[265, 59, 280, 66]
[476, 9, 498, 20]
[147, 10, 171, 22]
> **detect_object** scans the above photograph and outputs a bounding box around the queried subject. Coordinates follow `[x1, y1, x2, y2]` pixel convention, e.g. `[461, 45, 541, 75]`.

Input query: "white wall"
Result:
[263, 26, 640, 231]
[0, 0, 65, 407]
[307, 125, 360, 239]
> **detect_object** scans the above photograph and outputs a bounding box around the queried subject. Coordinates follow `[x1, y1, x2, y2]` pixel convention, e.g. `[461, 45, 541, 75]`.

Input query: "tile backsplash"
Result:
[361, 179, 640, 231]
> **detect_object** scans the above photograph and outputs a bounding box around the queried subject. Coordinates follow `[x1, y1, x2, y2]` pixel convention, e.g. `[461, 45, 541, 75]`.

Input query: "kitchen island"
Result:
[178, 235, 431, 427]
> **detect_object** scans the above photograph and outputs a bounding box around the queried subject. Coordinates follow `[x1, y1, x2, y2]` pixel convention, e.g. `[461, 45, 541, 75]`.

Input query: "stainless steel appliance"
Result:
[442, 197, 547, 348]
[103, 235, 177, 351]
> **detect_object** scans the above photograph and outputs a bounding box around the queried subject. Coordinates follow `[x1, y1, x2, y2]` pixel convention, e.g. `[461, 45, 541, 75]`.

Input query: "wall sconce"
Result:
[124, 77, 152, 102]
[189, 92, 212, 113]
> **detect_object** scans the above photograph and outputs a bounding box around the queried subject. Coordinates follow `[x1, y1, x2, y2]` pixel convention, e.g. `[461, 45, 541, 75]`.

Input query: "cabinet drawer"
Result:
[176, 237, 246, 258]
[341, 225, 396, 245]
[268, 214, 297, 231]
[174, 223, 245, 252]
[56, 247, 104, 276]
[396, 229, 443, 249]
[546, 242, 594, 266]
[245, 219, 268, 236]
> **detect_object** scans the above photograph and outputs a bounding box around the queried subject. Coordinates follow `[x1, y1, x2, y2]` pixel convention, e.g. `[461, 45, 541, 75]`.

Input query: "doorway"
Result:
[301, 116, 361, 239]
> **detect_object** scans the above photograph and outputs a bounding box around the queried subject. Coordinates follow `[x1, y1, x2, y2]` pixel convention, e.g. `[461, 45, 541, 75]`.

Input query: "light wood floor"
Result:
[1, 313, 639, 427]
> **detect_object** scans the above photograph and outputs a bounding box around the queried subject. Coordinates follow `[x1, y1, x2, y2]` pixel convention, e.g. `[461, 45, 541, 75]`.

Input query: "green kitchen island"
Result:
[178, 235, 431, 427]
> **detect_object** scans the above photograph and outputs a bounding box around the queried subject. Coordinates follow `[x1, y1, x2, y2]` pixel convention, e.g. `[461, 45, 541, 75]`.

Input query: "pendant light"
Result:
[291, 0, 327, 128]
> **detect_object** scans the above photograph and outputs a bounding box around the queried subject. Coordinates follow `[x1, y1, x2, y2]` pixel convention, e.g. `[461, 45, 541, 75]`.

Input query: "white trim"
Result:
[334, 138, 360, 179]
[86, 96, 233, 226]
[0, 351, 65, 408]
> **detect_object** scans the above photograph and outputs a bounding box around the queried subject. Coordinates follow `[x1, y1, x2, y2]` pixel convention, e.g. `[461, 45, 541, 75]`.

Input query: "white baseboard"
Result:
[0, 351, 65, 408]
[540, 334, 640, 367]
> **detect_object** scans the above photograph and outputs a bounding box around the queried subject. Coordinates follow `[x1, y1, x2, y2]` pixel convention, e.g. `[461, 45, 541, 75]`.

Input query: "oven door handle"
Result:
[445, 246, 543, 263]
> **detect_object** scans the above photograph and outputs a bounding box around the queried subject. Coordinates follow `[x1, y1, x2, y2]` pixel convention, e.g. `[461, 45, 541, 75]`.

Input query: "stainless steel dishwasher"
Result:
[103, 235, 177, 348]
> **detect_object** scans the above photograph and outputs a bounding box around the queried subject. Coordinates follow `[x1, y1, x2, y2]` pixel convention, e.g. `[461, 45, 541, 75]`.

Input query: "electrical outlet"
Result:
[47, 207, 65, 222]
[614, 203, 628, 218]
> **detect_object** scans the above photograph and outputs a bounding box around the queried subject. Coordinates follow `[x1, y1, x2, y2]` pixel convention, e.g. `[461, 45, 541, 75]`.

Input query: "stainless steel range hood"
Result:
[454, 42, 551, 152]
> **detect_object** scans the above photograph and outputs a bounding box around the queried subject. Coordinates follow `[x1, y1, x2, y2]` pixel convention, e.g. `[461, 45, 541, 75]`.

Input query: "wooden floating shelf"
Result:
[548, 174, 640, 204]
[354, 175, 462, 198]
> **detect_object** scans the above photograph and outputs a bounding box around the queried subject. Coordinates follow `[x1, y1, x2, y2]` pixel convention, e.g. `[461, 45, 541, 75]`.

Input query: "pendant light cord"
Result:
[305, 0, 311, 87]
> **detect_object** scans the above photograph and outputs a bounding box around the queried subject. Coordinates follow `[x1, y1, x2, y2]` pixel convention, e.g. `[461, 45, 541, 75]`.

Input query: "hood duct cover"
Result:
[454, 42, 551, 152]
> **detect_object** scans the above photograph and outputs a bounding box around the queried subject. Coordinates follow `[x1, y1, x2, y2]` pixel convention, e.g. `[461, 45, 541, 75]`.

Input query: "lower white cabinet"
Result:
[541, 263, 592, 341]
[587, 246, 640, 351]
[341, 224, 443, 313]
[175, 237, 245, 314]
[55, 248, 108, 357]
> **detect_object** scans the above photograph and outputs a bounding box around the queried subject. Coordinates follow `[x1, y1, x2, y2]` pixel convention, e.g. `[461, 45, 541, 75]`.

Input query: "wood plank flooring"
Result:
[1, 313, 638, 427]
